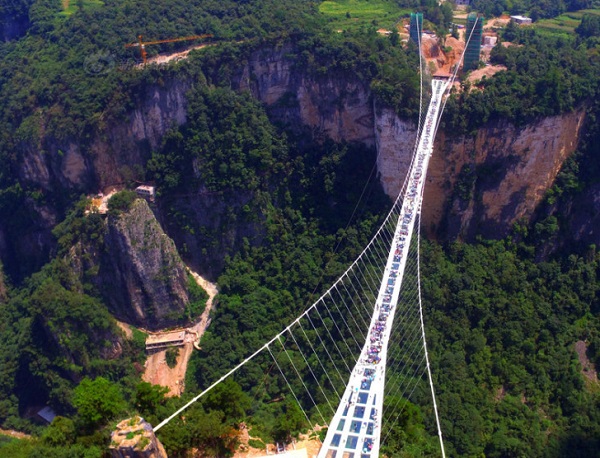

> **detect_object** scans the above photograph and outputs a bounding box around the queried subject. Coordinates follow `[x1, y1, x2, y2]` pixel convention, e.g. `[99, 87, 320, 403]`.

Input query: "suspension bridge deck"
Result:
[317, 78, 448, 458]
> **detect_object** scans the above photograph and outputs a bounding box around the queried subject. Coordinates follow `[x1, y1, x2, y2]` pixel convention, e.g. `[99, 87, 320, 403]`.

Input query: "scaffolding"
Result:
[409, 13, 423, 45]
[464, 13, 483, 71]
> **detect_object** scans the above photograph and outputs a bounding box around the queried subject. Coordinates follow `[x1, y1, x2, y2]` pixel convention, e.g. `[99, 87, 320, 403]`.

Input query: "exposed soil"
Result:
[466, 65, 507, 85]
[142, 269, 218, 396]
[484, 15, 511, 30]
[115, 320, 133, 339]
[0, 428, 31, 440]
[144, 43, 214, 66]
[233, 427, 321, 458]
[422, 35, 465, 76]
[575, 340, 599, 384]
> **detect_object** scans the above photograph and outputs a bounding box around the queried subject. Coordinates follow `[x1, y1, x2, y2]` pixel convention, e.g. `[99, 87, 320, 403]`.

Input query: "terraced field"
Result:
[535, 9, 600, 34]
[319, 0, 411, 31]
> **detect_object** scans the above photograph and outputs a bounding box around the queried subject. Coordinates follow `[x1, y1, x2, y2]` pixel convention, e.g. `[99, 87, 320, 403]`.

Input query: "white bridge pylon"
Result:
[317, 78, 449, 458]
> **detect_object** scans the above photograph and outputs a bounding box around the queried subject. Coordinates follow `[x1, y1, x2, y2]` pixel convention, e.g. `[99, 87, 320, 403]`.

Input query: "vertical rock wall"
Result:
[425, 109, 585, 239]
[100, 199, 190, 329]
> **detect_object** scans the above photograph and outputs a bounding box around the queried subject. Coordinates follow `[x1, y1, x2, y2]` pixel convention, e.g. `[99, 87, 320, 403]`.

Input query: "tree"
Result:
[576, 14, 600, 38]
[107, 190, 137, 216]
[133, 382, 168, 418]
[73, 377, 126, 428]
[272, 400, 306, 443]
[41, 416, 76, 446]
[203, 379, 250, 424]
[165, 347, 179, 369]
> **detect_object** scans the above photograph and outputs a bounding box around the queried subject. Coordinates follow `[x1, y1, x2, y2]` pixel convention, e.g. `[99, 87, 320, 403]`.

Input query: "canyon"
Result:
[0, 41, 592, 318]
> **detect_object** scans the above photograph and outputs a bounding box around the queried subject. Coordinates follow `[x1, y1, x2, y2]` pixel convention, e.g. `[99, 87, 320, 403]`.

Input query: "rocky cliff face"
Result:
[2, 41, 592, 283]
[0, 265, 7, 303]
[373, 105, 418, 199]
[424, 109, 585, 239]
[19, 79, 190, 193]
[233, 45, 587, 241]
[3, 79, 191, 278]
[100, 199, 190, 329]
[235, 45, 375, 146]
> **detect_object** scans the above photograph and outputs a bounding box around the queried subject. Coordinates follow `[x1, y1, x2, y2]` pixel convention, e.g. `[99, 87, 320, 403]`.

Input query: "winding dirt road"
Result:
[142, 268, 218, 396]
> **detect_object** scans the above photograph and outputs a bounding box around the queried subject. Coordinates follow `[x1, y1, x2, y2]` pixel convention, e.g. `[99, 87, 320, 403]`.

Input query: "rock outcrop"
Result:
[1, 41, 593, 282]
[425, 109, 585, 239]
[110, 417, 167, 458]
[233, 44, 587, 240]
[2, 78, 191, 278]
[373, 105, 418, 199]
[236, 44, 375, 146]
[98, 199, 190, 329]
[19, 79, 190, 193]
[0, 264, 7, 303]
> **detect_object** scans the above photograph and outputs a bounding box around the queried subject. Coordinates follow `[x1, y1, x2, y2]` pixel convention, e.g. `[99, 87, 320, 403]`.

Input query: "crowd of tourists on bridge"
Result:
[361, 83, 444, 373]
[326, 81, 447, 458]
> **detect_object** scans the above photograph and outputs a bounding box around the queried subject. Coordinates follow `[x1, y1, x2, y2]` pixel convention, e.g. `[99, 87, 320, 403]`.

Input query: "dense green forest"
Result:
[443, 22, 600, 134]
[1, 0, 600, 456]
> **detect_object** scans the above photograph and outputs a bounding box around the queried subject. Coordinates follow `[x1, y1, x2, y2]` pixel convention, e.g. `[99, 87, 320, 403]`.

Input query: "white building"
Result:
[511, 15, 532, 24]
[135, 185, 155, 201]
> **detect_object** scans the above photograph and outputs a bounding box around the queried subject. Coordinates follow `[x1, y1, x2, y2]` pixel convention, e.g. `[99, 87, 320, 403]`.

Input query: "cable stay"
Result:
[152, 20, 480, 458]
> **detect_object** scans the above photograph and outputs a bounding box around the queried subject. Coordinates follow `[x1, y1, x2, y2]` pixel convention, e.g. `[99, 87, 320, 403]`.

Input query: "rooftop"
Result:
[146, 331, 186, 346]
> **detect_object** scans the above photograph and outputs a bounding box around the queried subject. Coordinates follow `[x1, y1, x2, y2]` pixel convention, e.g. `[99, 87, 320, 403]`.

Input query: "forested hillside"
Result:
[0, 0, 600, 456]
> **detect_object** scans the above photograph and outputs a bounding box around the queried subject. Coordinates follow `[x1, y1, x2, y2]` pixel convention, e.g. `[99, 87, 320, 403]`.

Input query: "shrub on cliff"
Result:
[73, 376, 127, 429]
[107, 190, 137, 216]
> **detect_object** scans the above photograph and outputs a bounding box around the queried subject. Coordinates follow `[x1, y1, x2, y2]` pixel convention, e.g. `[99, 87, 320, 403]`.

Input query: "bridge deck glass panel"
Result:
[317, 79, 448, 458]
[345, 435, 358, 449]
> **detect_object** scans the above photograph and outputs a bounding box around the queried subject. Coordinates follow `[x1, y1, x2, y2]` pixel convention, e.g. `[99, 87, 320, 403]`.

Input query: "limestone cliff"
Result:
[1, 41, 593, 282]
[4, 79, 190, 277]
[235, 44, 375, 145]
[0, 264, 7, 303]
[19, 79, 190, 192]
[234, 45, 587, 241]
[425, 109, 586, 239]
[100, 199, 190, 329]
[373, 104, 418, 199]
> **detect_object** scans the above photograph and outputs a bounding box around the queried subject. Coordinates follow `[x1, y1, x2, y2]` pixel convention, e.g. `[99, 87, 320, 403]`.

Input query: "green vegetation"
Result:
[59, 0, 104, 17]
[186, 274, 208, 319]
[418, 240, 600, 456]
[576, 10, 600, 35]
[247, 438, 265, 449]
[107, 190, 138, 216]
[165, 347, 179, 369]
[470, 0, 597, 19]
[534, 9, 600, 34]
[73, 377, 127, 429]
[444, 24, 600, 133]
[319, 0, 411, 31]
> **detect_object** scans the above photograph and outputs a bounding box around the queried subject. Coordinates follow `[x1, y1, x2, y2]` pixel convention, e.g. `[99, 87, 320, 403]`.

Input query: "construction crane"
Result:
[125, 34, 213, 65]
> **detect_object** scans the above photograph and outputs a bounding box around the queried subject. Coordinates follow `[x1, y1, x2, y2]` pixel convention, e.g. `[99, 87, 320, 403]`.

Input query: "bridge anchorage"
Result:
[317, 78, 448, 458]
